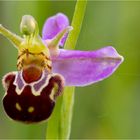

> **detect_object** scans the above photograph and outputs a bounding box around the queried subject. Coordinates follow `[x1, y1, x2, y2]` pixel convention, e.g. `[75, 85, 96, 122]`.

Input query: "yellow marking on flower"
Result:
[50, 83, 58, 101]
[17, 48, 52, 72]
[19, 40, 49, 54]
[15, 102, 22, 111]
[28, 106, 34, 113]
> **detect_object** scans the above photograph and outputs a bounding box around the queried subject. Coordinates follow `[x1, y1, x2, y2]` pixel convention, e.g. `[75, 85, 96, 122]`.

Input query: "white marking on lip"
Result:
[13, 70, 62, 96]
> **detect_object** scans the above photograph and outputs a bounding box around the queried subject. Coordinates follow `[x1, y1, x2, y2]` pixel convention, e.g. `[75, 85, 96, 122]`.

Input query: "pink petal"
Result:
[51, 46, 124, 86]
[42, 13, 69, 46]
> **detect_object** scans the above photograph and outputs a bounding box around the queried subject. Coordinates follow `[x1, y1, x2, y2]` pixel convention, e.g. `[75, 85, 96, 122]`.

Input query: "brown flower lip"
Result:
[2, 70, 64, 123]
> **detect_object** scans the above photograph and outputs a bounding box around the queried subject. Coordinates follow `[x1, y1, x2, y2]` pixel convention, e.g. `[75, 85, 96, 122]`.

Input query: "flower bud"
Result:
[20, 15, 38, 36]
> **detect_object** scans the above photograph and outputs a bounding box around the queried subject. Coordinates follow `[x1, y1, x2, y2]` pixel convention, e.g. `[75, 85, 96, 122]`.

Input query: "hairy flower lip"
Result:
[2, 70, 64, 123]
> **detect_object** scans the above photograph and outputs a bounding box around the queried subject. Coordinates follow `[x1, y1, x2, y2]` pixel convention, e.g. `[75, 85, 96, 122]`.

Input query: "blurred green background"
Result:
[0, 1, 139, 139]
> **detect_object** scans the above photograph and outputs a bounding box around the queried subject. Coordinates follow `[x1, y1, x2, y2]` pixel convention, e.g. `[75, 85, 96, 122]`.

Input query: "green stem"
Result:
[59, 87, 75, 139]
[46, 0, 87, 139]
[46, 97, 62, 139]
[65, 0, 87, 50]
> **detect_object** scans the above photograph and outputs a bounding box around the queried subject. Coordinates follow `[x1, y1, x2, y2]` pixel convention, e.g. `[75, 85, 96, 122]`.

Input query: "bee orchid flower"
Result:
[0, 13, 123, 123]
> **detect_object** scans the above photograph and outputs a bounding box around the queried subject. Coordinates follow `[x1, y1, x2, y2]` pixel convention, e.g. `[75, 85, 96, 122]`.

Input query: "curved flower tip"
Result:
[42, 13, 69, 46]
[52, 46, 124, 86]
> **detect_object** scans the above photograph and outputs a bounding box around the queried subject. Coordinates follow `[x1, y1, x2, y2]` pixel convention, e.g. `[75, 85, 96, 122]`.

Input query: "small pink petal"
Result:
[42, 13, 69, 46]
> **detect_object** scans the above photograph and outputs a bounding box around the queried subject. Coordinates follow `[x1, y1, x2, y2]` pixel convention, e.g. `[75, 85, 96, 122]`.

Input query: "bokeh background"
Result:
[0, 1, 140, 139]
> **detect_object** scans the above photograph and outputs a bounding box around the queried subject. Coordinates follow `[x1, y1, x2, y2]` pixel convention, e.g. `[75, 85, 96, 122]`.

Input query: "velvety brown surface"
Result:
[3, 72, 64, 123]
[22, 65, 42, 84]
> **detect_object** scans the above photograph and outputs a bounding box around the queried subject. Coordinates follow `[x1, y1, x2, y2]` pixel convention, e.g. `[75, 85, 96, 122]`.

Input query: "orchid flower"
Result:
[0, 13, 123, 124]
